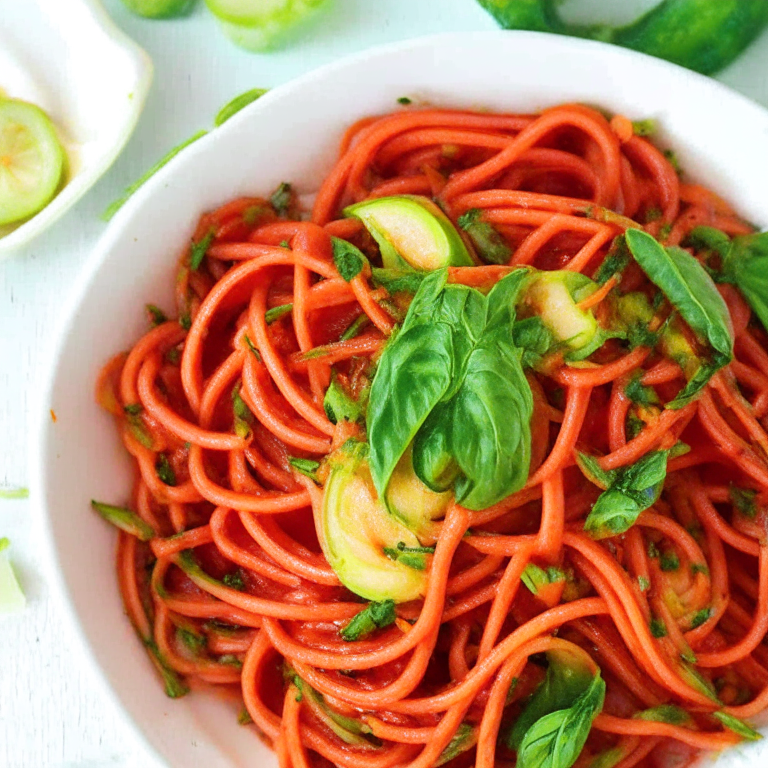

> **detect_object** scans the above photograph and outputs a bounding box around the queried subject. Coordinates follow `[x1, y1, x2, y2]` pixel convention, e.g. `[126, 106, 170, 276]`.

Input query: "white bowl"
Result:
[35, 31, 768, 768]
[0, 0, 152, 256]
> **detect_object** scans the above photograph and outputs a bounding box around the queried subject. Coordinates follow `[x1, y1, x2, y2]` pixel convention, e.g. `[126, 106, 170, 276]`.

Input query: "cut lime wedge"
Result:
[0, 98, 65, 226]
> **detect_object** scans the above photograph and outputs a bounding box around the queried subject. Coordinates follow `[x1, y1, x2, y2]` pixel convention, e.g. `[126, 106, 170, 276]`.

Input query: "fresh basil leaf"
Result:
[666, 352, 730, 409]
[367, 322, 455, 497]
[340, 600, 396, 641]
[625, 229, 733, 367]
[412, 402, 460, 492]
[687, 226, 732, 258]
[368, 268, 532, 507]
[713, 711, 762, 741]
[448, 271, 533, 509]
[634, 704, 691, 725]
[509, 652, 595, 750]
[521, 564, 564, 595]
[624, 373, 659, 406]
[721, 231, 768, 334]
[516, 672, 605, 768]
[332, 237, 368, 282]
[575, 452, 616, 490]
[583, 450, 668, 539]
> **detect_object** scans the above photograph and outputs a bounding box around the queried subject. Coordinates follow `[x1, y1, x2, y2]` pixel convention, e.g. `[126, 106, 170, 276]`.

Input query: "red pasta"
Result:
[95, 104, 768, 768]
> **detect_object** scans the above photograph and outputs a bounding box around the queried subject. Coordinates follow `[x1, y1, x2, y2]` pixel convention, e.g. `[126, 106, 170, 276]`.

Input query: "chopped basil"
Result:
[288, 457, 320, 483]
[650, 617, 667, 638]
[332, 237, 367, 282]
[270, 182, 294, 217]
[340, 314, 370, 341]
[222, 570, 245, 591]
[690, 607, 711, 629]
[146, 303, 168, 326]
[265, 303, 293, 324]
[659, 552, 679, 571]
[190, 229, 215, 271]
[713, 711, 762, 741]
[340, 600, 396, 641]
[91, 500, 155, 541]
[155, 453, 177, 486]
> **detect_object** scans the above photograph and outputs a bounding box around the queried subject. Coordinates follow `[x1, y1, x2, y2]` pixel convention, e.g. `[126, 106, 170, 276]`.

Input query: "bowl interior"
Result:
[37, 31, 768, 768]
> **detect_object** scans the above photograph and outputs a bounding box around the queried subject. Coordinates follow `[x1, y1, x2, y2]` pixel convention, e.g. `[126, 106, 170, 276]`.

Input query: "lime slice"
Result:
[0, 98, 65, 226]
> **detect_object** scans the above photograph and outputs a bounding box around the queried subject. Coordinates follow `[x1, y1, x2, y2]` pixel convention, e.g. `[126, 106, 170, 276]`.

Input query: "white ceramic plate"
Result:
[0, 0, 152, 256]
[35, 31, 768, 768]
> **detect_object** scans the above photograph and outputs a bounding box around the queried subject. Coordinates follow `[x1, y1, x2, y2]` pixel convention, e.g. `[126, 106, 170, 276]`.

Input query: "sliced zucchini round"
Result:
[344, 195, 474, 271]
[321, 442, 429, 603]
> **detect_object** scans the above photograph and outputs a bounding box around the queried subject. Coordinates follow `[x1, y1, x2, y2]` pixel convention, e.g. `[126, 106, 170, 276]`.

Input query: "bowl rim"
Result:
[31, 28, 768, 768]
[0, 0, 153, 257]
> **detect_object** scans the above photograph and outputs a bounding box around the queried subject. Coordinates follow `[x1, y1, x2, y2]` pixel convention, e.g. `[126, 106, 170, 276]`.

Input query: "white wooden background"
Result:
[1, 1, 767, 766]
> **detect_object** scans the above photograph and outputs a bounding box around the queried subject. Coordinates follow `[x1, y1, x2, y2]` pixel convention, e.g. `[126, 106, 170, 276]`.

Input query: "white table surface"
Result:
[1, 1, 767, 766]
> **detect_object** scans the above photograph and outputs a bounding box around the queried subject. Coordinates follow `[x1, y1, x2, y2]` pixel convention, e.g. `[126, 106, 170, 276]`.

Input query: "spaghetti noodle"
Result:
[95, 103, 768, 768]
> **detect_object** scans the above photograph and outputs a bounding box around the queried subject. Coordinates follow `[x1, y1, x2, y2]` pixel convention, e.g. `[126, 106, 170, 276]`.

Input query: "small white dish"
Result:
[35, 31, 768, 768]
[0, 0, 152, 257]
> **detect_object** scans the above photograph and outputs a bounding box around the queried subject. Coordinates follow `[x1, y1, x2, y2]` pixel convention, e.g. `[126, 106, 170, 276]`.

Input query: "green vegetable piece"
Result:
[457, 208, 511, 265]
[205, 0, 328, 52]
[270, 182, 294, 217]
[593, 236, 631, 286]
[0, 488, 29, 499]
[232, 383, 254, 439]
[516, 671, 606, 768]
[624, 373, 660, 406]
[638, 576, 650, 592]
[625, 228, 733, 405]
[0, 538, 25, 614]
[713, 711, 762, 741]
[321, 443, 428, 602]
[145, 639, 189, 698]
[386, 446, 452, 537]
[612, 0, 768, 77]
[155, 453, 177, 486]
[340, 599, 397, 641]
[513, 316, 556, 369]
[103, 130, 208, 221]
[214, 88, 268, 127]
[679, 663, 721, 704]
[521, 563, 565, 595]
[581, 450, 668, 539]
[720, 231, 768, 334]
[633, 704, 691, 725]
[436, 723, 478, 766]
[371, 268, 426, 295]
[146, 304, 168, 327]
[687, 225, 732, 258]
[177, 626, 207, 654]
[223, 570, 245, 590]
[91, 500, 155, 541]
[509, 648, 596, 750]
[0, 98, 65, 226]
[397, 97, 412, 106]
[477, 0, 768, 76]
[690, 607, 711, 629]
[332, 237, 368, 282]
[265, 303, 293, 324]
[730, 485, 758, 519]
[289, 457, 320, 483]
[244, 333, 261, 360]
[521, 271, 599, 354]
[344, 195, 473, 271]
[119, 0, 194, 18]
[659, 551, 680, 571]
[340, 314, 370, 341]
[190, 229, 215, 271]
[372, 269, 533, 510]
[323, 376, 362, 425]
[650, 616, 667, 638]
[631, 119, 656, 137]
[238, 708, 253, 725]
[411, 404, 460, 493]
